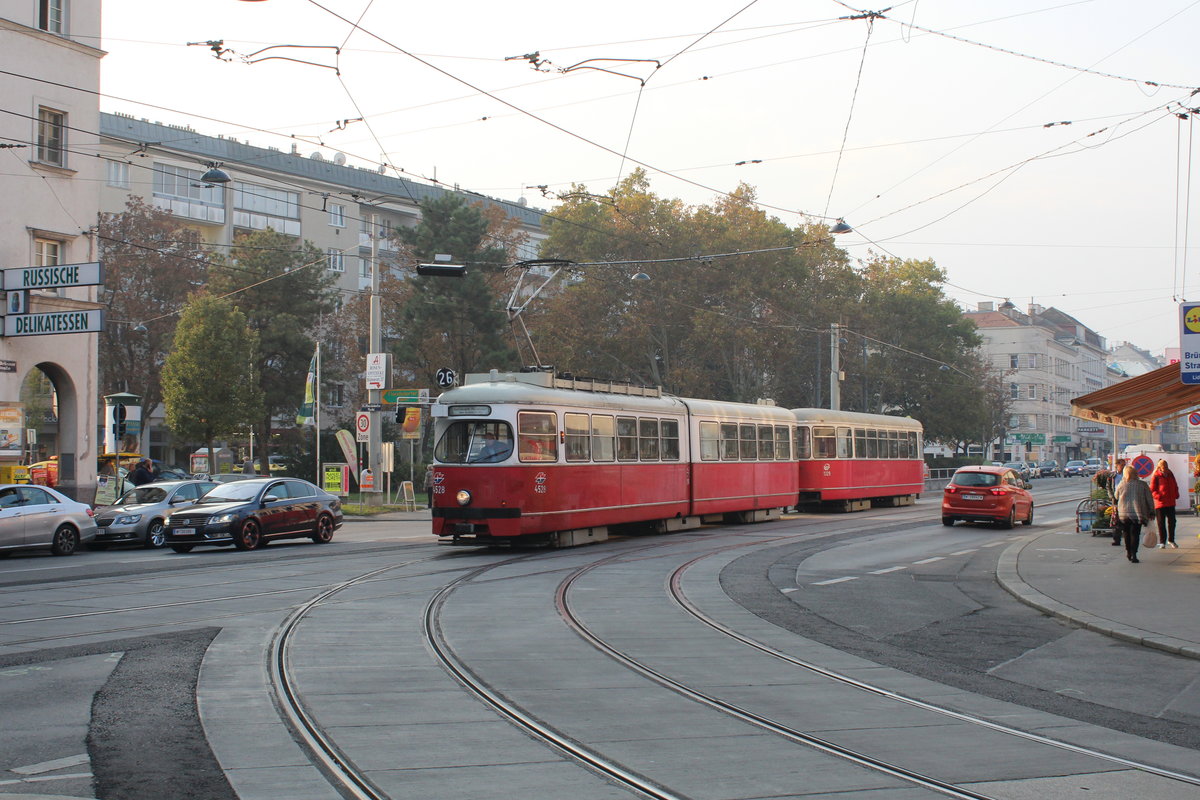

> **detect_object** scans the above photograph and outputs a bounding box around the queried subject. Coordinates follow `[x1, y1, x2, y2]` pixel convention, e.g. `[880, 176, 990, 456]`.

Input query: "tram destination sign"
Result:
[3, 309, 103, 337]
[2, 261, 104, 291]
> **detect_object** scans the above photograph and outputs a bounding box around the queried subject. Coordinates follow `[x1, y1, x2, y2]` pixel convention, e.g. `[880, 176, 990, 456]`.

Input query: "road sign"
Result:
[365, 352, 391, 390]
[360, 403, 383, 412]
[1130, 454, 1155, 477]
[1181, 303, 1200, 384]
[436, 367, 457, 388]
[355, 412, 371, 442]
[1188, 411, 1200, 442]
[3, 261, 104, 291]
[383, 388, 429, 404]
[4, 309, 103, 337]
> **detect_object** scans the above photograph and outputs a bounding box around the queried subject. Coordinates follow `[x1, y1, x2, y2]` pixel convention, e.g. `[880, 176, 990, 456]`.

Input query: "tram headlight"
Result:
[456, 489, 472, 506]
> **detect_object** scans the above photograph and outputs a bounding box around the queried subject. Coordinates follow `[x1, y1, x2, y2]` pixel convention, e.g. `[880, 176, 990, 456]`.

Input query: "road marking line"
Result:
[781, 587, 798, 593]
[0, 772, 92, 785]
[813, 576, 858, 585]
[868, 566, 906, 574]
[12, 753, 89, 774]
[949, 549, 978, 556]
[913, 557, 944, 564]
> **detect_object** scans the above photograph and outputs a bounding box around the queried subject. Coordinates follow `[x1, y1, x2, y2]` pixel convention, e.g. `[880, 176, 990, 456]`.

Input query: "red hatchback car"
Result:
[942, 465, 1034, 528]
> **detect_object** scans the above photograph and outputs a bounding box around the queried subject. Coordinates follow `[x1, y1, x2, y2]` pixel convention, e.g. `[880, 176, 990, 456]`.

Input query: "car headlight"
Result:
[115, 514, 142, 525]
[211, 513, 238, 524]
[456, 490, 472, 507]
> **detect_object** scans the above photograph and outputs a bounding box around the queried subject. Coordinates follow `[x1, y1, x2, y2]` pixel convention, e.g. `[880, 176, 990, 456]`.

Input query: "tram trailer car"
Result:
[791, 408, 925, 512]
[430, 371, 797, 547]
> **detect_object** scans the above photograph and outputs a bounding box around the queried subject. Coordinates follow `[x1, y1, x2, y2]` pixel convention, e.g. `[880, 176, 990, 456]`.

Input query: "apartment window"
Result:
[36, 107, 65, 166]
[1009, 354, 1019, 369]
[152, 163, 225, 223]
[233, 182, 300, 235]
[329, 204, 345, 227]
[327, 249, 344, 272]
[39, 0, 65, 34]
[359, 258, 371, 279]
[34, 238, 62, 267]
[327, 383, 344, 408]
[105, 160, 129, 188]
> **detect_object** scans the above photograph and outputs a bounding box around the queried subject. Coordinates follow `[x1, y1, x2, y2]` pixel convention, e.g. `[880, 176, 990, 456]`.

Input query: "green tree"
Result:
[98, 197, 210, 443]
[391, 194, 517, 381]
[206, 229, 338, 452]
[161, 295, 264, 474]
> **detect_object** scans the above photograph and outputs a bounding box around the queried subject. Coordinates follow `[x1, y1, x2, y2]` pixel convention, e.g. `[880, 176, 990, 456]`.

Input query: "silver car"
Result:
[0, 483, 98, 557]
[93, 480, 218, 549]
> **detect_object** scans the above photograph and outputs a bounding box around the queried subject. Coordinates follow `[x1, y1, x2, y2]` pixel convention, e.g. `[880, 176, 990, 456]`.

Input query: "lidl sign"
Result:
[1180, 303, 1200, 384]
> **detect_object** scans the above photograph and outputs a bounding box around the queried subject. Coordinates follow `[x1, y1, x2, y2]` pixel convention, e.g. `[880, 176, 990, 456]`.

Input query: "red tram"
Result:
[430, 371, 923, 547]
[791, 408, 925, 511]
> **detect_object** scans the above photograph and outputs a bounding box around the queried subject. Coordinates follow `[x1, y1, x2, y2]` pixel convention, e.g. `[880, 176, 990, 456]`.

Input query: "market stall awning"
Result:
[1071, 361, 1195, 431]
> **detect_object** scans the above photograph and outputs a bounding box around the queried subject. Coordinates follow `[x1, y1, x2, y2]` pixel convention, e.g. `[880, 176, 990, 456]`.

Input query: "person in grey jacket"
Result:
[1113, 465, 1153, 563]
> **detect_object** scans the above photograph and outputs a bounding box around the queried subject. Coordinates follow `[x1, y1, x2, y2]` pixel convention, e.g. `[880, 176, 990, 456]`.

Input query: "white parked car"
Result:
[0, 484, 97, 557]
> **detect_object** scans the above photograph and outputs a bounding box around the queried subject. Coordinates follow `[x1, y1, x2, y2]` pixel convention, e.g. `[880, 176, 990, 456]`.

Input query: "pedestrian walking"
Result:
[1113, 465, 1153, 563]
[1150, 459, 1180, 548]
[423, 464, 434, 509]
[242, 458, 256, 475]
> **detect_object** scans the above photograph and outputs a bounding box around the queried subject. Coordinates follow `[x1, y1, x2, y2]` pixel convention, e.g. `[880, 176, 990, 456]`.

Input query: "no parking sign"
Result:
[1189, 411, 1200, 442]
[1130, 454, 1155, 477]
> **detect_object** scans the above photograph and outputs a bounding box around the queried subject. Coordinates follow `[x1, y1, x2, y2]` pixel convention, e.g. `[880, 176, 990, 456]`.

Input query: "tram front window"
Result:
[435, 421, 514, 464]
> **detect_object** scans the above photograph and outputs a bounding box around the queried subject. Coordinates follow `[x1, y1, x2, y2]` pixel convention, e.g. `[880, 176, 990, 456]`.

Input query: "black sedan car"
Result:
[162, 478, 342, 553]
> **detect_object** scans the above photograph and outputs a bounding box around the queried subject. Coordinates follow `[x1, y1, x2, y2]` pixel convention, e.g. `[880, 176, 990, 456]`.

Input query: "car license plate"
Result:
[174, 527, 196, 537]
[963, 494, 983, 501]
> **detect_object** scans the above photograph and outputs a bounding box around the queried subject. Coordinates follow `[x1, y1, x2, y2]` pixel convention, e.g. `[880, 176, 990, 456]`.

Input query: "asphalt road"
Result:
[1, 481, 1196, 799]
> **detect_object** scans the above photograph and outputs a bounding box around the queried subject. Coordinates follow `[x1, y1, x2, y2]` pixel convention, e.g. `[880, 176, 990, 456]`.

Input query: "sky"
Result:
[95, 0, 1200, 357]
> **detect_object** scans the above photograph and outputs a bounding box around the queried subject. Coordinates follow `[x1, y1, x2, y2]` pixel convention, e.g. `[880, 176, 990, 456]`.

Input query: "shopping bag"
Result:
[1141, 523, 1157, 548]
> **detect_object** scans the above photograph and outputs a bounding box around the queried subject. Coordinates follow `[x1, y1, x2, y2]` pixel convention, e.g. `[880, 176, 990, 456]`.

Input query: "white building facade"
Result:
[0, 2, 104, 500]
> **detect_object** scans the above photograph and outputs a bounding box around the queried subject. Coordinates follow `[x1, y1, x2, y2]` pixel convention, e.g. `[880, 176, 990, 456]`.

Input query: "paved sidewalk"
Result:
[998, 513, 1200, 660]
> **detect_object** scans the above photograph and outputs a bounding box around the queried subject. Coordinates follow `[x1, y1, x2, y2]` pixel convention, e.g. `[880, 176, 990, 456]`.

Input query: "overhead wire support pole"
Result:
[368, 214, 382, 506]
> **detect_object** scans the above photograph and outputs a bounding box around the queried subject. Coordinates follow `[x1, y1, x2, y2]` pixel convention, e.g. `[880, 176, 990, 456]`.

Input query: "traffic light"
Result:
[416, 262, 466, 277]
[113, 404, 127, 437]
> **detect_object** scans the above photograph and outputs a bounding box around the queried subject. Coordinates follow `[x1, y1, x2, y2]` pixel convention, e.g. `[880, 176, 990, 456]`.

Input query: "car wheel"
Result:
[999, 506, 1016, 530]
[1022, 505, 1034, 526]
[143, 520, 166, 549]
[942, 516, 955, 527]
[170, 544, 194, 554]
[234, 519, 262, 551]
[50, 525, 79, 556]
[311, 514, 334, 543]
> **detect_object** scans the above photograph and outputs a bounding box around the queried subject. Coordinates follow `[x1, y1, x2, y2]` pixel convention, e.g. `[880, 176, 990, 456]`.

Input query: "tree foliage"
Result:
[161, 295, 263, 474]
[390, 194, 518, 382]
[97, 197, 210, 442]
[532, 171, 991, 440]
[206, 229, 339, 448]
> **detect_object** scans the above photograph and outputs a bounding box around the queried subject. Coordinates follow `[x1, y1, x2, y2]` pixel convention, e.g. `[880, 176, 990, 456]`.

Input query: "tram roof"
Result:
[440, 372, 794, 421]
[789, 408, 923, 431]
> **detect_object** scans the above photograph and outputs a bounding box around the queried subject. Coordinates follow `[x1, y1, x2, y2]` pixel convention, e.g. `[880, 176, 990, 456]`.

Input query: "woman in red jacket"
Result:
[1149, 459, 1180, 548]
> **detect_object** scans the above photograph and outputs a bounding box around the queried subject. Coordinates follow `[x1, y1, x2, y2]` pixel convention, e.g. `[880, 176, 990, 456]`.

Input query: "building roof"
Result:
[1071, 362, 1196, 431]
[99, 113, 547, 228]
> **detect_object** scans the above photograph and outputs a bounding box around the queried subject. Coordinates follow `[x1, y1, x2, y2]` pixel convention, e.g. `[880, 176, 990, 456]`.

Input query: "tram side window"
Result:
[592, 415, 615, 462]
[740, 425, 757, 460]
[518, 411, 558, 462]
[795, 426, 811, 459]
[757, 425, 774, 460]
[720, 423, 739, 460]
[660, 419, 680, 461]
[774, 426, 791, 461]
[699, 421, 720, 461]
[564, 413, 590, 462]
[898, 431, 910, 459]
[911, 431, 921, 458]
[837, 427, 852, 459]
[639, 418, 660, 460]
[853, 428, 866, 459]
[617, 417, 639, 461]
[812, 426, 837, 459]
[866, 429, 878, 459]
[888, 430, 899, 459]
